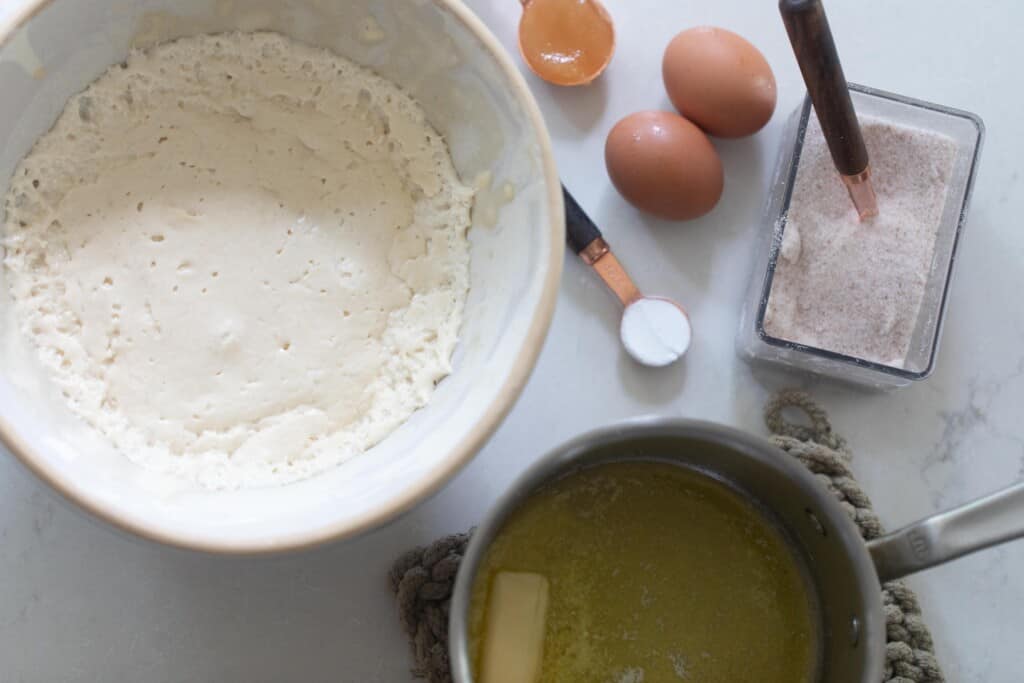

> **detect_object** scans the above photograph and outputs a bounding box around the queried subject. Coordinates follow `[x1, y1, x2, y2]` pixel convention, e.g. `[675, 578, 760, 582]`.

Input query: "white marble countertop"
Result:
[2, 0, 1023, 681]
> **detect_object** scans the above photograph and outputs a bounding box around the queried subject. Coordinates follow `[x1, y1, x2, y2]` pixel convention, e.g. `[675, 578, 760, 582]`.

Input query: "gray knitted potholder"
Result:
[389, 390, 943, 683]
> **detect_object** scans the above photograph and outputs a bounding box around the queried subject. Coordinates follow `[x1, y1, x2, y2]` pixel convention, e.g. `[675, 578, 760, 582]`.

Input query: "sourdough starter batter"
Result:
[2, 33, 473, 489]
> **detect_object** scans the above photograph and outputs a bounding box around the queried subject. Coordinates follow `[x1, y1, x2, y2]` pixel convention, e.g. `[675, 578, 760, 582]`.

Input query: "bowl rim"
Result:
[0, 0, 564, 554]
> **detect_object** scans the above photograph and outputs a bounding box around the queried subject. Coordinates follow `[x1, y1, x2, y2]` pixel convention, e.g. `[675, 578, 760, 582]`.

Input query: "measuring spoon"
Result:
[563, 187, 691, 367]
[517, 0, 615, 86]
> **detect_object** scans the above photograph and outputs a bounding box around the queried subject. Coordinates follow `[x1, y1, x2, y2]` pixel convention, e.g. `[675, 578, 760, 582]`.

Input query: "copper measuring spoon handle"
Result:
[563, 186, 641, 307]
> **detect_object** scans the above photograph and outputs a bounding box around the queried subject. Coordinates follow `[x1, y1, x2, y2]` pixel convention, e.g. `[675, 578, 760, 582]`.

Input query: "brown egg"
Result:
[605, 110, 724, 221]
[662, 26, 777, 138]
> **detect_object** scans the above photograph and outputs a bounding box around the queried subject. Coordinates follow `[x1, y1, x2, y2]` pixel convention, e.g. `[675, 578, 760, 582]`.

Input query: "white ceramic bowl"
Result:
[0, 0, 562, 553]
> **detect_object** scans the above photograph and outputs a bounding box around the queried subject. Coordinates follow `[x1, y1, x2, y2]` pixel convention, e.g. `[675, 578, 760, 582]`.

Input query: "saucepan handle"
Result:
[867, 481, 1024, 583]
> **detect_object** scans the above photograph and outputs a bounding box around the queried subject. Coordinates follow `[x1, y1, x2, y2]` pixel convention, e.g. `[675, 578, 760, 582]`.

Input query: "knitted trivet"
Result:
[389, 390, 944, 683]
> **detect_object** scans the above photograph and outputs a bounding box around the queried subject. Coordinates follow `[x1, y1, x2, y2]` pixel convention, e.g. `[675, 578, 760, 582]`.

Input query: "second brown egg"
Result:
[662, 26, 777, 138]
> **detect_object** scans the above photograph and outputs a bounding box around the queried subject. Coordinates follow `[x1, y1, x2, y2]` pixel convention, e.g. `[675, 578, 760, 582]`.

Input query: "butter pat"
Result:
[480, 572, 550, 683]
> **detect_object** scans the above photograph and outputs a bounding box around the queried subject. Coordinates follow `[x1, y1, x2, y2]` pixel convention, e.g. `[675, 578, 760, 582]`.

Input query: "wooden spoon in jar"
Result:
[518, 0, 615, 86]
[779, 0, 879, 220]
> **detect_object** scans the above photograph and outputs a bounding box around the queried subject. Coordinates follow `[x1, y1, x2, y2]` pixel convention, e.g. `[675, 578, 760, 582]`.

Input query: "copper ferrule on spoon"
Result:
[579, 237, 641, 306]
[841, 166, 879, 220]
[579, 236, 610, 265]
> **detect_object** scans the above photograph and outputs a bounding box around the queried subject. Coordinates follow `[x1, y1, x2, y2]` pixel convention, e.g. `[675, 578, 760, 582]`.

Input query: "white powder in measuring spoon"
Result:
[764, 116, 957, 367]
[620, 298, 691, 367]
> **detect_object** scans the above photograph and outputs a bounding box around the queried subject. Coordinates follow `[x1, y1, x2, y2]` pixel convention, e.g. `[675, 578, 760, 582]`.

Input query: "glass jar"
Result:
[737, 84, 984, 388]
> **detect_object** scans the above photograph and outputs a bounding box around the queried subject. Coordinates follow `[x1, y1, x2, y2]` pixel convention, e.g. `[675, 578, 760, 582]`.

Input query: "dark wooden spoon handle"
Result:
[779, 0, 868, 176]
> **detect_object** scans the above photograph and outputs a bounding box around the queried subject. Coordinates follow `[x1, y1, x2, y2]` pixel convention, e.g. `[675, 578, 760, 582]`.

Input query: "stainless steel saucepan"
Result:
[449, 419, 1024, 682]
